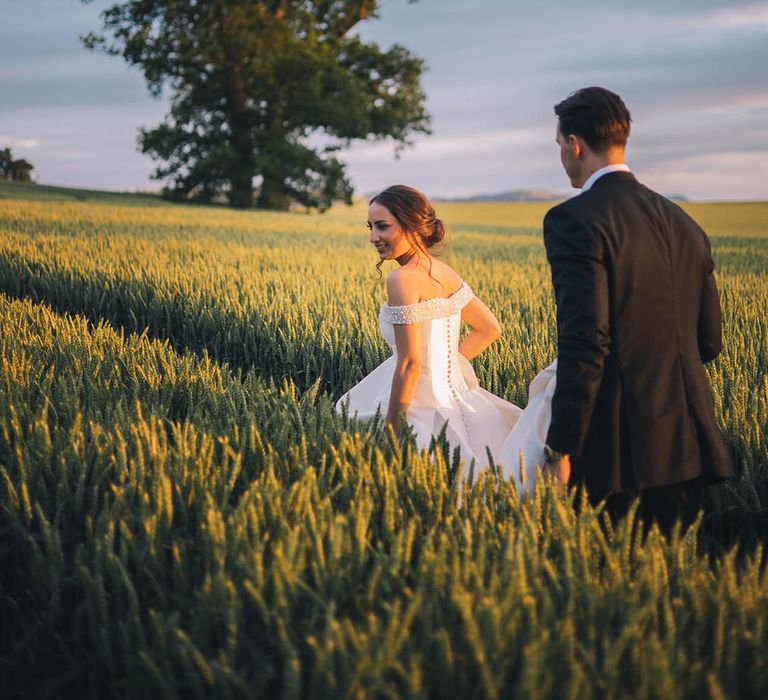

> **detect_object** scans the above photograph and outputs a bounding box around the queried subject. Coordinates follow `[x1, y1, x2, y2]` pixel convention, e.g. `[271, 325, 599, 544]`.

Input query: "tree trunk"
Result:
[218, 1, 255, 209]
[257, 165, 290, 210]
[257, 106, 290, 210]
[228, 156, 254, 208]
[226, 90, 255, 208]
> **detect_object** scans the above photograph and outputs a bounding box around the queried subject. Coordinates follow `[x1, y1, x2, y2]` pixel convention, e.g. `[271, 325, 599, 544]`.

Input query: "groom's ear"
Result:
[569, 134, 584, 158]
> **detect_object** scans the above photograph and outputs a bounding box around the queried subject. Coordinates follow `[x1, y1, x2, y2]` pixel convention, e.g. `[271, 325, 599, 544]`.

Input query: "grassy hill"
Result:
[0, 179, 170, 206]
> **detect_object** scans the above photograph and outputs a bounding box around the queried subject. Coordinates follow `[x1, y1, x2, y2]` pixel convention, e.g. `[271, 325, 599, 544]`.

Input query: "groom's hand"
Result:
[543, 454, 571, 492]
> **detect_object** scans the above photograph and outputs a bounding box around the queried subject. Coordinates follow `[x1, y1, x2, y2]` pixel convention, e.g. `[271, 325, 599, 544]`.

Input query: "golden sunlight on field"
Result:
[1, 183, 766, 697]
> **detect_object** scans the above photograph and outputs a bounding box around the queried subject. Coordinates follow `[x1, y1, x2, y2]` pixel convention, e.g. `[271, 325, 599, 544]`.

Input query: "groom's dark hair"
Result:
[555, 87, 631, 152]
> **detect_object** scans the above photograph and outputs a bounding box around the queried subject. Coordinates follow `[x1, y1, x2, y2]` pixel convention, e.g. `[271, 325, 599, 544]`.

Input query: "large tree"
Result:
[82, 0, 430, 210]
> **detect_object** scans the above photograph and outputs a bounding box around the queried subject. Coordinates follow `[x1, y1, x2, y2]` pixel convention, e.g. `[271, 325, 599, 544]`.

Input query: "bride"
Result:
[336, 184, 554, 486]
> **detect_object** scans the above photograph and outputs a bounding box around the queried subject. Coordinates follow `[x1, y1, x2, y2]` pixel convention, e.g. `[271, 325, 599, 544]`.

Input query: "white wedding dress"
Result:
[336, 280, 559, 492]
[497, 359, 558, 489]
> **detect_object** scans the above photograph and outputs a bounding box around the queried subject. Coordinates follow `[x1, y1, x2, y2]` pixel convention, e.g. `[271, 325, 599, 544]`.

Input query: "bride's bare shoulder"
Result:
[386, 266, 422, 306]
[386, 259, 464, 306]
[429, 259, 464, 291]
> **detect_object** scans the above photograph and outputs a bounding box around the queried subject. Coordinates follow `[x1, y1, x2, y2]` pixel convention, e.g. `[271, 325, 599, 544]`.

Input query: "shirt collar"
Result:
[581, 164, 631, 192]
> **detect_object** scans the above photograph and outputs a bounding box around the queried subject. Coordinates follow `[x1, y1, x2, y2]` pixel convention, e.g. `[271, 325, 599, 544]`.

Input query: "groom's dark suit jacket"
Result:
[543, 171, 732, 501]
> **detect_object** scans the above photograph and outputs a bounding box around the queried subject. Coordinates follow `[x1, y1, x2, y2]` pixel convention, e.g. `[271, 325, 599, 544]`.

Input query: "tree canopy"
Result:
[0, 147, 34, 182]
[82, 0, 430, 210]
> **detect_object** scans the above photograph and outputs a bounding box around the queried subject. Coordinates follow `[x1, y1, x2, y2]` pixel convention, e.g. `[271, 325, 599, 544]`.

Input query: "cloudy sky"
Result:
[1, 0, 766, 200]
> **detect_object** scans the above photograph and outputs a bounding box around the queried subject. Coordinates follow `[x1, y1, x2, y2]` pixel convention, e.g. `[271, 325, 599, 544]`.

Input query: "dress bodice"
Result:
[378, 282, 475, 407]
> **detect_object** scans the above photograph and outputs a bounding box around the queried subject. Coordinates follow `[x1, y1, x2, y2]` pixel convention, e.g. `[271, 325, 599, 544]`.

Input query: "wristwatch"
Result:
[543, 444, 567, 463]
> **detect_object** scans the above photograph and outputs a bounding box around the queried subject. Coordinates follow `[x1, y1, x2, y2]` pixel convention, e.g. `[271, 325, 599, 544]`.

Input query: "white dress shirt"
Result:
[581, 163, 631, 192]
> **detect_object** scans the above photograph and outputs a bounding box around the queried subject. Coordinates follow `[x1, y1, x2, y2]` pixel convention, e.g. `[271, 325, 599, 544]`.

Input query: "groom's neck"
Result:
[581, 146, 626, 181]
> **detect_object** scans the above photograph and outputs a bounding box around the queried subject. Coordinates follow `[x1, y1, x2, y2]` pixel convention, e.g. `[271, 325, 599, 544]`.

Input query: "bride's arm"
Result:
[386, 271, 423, 433]
[459, 297, 502, 360]
[387, 324, 422, 431]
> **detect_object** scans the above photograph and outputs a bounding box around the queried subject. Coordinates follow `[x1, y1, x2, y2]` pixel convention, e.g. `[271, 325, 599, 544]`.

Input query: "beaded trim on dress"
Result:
[379, 281, 474, 324]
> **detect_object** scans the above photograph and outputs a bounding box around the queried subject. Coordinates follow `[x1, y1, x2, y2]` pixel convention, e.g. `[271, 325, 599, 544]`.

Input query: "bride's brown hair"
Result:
[369, 184, 446, 279]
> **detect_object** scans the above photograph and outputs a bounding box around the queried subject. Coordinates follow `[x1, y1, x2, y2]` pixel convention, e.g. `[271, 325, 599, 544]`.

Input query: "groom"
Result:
[541, 86, 732, 531]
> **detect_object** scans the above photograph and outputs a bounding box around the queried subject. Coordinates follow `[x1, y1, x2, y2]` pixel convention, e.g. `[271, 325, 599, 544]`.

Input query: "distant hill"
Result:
[436, 189, 565, 203]
[440, 189, 691, 203]
[0, 179, 170, 206]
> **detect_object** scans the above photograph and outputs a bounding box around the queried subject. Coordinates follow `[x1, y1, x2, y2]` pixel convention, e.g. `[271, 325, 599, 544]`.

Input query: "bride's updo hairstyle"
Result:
[370, 184, 446, 277]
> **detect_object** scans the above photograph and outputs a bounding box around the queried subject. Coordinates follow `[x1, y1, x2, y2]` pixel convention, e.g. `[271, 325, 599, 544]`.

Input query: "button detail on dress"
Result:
[445, 317, 475, 456]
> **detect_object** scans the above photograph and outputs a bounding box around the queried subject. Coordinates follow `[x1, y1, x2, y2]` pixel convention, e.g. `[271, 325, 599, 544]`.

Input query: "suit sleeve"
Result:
[697, 230, 722, 364]
[544, 205, 611, 456]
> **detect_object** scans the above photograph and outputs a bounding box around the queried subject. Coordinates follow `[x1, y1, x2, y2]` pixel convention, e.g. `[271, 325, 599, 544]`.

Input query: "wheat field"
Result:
[0, 181, 766, 698]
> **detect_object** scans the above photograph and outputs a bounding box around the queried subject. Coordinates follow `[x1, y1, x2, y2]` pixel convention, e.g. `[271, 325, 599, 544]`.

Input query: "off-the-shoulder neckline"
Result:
[382, 280, 470, 311]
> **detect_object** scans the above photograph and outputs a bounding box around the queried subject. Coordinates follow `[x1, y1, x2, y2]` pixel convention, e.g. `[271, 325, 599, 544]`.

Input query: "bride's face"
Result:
[367, 202, 412, 260]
